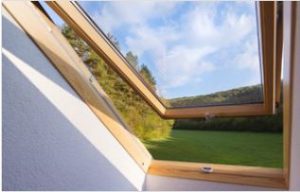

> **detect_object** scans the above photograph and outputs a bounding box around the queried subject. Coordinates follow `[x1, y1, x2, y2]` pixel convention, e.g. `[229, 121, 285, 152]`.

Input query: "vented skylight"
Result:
[78, 1, 263, 108]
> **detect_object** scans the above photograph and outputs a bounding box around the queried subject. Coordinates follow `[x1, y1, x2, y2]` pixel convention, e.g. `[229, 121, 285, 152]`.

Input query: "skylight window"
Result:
[79, 2, 263, 108]
[4, 1, 287, 188]
[39, 1, 283, 169]
[46, 1, 280, 118]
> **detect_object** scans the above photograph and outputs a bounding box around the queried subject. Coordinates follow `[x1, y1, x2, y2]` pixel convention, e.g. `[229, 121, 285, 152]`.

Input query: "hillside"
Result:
[168, 84, 263, 107]
[172, 83, 283, 132]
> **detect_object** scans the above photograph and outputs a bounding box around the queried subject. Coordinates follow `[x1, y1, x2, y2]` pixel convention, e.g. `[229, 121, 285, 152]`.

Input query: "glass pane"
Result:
[79, 1, 263, 108]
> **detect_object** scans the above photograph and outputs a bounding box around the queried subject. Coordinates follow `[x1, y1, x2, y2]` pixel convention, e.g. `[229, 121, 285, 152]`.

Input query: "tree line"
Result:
[169, 85, 264, 107]
[173, 85, 283, 132]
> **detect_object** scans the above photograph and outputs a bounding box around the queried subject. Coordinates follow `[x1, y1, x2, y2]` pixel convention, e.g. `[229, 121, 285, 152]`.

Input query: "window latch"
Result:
[201, 166, 213, 173]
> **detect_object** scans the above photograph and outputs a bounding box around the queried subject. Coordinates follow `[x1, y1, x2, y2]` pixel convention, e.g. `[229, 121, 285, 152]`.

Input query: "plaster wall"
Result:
[2, 8, 145, 191]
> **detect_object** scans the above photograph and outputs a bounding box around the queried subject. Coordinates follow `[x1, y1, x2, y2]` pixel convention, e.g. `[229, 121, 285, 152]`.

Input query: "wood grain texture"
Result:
[149, 160, 287, 189]
[3, 1, 152, 172]
[165, 103, 267, 119]
[259, 1, 277, 115]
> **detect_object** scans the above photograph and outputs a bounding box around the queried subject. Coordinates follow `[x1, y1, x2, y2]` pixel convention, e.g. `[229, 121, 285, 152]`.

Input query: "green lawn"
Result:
[144, 130, 283, 168]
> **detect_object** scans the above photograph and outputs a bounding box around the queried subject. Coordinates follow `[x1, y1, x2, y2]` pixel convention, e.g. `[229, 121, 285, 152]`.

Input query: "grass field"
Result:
[144, 130, 283, 168]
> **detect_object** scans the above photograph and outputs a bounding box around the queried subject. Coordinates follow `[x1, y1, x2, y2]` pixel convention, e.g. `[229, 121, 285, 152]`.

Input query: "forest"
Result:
[62, 25, 282, 141]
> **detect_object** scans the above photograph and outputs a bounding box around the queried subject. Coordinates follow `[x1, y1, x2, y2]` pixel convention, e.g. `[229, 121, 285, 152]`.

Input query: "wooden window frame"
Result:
[42, 1, 281, 119]
[3, 1, 293, 189]
[2, 1, 153, 171]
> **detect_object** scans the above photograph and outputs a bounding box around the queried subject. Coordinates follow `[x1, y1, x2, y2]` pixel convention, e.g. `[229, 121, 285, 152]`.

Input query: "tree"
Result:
[140, 64, 156, 89]
[125, 51, 139, 70]
[107, 32, 120, 50]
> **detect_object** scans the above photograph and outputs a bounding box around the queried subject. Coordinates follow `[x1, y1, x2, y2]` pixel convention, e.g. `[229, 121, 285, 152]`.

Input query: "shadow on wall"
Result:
[2, 14, 140, 191]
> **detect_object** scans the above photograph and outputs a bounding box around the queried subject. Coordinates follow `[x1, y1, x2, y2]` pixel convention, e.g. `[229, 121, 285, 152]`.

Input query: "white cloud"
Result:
[82, 1, 260, 97]
[125, 25, 179, 58]
[90, 2, 178, 33]
[157, 46, 216, 89]
[183, 3, 254, 48]
[233, 36, 261, 85]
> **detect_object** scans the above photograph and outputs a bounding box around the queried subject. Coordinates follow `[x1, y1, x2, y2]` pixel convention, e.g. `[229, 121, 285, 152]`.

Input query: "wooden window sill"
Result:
[148, 160, 288, 189]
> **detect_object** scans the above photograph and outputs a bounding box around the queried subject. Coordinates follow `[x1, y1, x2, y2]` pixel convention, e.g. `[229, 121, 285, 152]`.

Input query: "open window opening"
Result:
[39, 2, 283, 168]
[40, 1, 283, 169]
[5, 1, 288, 189]
[37, 0, 284, 170]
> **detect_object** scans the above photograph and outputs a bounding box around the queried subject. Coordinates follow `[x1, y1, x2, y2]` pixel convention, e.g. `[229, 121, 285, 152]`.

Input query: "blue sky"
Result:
[43, 1, 262, 99]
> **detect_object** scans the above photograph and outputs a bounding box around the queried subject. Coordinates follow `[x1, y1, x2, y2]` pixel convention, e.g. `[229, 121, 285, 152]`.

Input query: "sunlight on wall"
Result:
[3, 47, 145, 189]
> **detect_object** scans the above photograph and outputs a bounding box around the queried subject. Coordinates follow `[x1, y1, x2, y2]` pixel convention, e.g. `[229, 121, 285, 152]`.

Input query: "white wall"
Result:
[289, 2, 300, 190]
[2, 8, 145, 191]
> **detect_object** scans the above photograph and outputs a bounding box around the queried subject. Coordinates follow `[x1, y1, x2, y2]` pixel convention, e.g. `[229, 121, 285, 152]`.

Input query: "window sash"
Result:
[46, 1, 280, 118]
